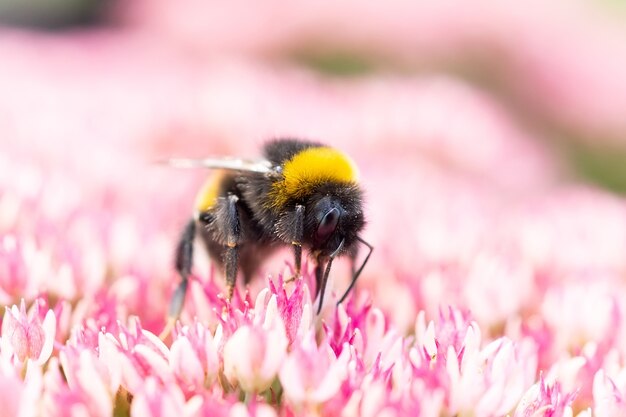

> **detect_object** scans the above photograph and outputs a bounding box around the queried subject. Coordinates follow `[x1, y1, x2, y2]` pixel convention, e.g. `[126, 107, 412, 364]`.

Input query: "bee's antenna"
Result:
[336, 236, 373, 305]
[317, 238, 345, 314]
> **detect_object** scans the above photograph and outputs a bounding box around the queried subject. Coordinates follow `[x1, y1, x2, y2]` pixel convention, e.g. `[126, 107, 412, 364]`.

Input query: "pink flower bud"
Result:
[1, 300, 55, 365]
[170, 335, 205, 388]
[279, 334, 350, 407]
[223, 319, 288, 393]
[170, 322, 220, 389]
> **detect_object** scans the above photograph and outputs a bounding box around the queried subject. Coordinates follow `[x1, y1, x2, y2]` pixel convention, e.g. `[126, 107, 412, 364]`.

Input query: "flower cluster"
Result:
[0, 279, 550, 416]
[2, 266, 626, 417]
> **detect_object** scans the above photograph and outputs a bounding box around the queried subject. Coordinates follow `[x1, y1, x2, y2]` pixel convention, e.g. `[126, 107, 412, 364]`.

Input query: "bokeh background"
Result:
[2, 0, 626, 338]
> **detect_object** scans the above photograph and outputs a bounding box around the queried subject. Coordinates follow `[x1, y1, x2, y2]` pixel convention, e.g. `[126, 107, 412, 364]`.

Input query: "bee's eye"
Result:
[316, 207, 340, 241]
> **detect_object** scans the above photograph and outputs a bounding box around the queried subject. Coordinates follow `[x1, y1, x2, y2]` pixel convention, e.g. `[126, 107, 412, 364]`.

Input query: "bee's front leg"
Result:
[286, 204, 305, 282]
[219, 194, 242, 301]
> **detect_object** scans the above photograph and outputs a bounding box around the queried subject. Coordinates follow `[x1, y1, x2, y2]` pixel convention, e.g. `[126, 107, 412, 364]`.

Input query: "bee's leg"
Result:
[315, 239, 344, 314]
[285, 204, 305, 283]
[315, 254, 340, 314]
[161, 218, 196, 339]
[314, 254, 326, 298]
[221, 194, 241, 301]
[171, 219, 196, 318]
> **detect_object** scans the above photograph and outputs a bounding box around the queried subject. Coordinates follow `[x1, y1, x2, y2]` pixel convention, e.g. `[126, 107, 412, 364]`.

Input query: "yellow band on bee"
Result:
[270, 147, 358, 208]
[194, 170, 226, 213]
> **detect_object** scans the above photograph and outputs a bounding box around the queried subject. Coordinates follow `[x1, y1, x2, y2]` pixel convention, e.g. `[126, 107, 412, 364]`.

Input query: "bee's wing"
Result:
[161, 157, 275, 174]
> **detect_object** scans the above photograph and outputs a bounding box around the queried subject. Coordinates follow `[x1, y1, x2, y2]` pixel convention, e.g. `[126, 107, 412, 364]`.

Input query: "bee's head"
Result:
[302, 184, 365, 257]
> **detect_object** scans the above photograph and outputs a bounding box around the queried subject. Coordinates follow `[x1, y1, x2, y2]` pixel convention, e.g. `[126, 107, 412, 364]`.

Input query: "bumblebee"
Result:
[167, 138, 373, 320]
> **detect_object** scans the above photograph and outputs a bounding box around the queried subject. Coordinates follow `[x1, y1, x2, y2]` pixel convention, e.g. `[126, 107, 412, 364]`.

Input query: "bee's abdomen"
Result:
[194, 170, 228, 214]
[194, 170, 243, 215]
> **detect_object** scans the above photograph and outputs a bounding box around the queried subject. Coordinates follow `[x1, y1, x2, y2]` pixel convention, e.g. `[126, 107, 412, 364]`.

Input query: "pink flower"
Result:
[0, 361, 42, 417]
[279, 333, 351, 408]
[593, 369, 626, 417]
[0, 368, 27, 417]
[413, 307, 475, 361]
[412, 308, 537, 416]
[514, 375, 577, 417]
[325, 302, 403, 381]
[131, 377, 192, 417]
[544, 354, 588, 401]
[1, 299, 55, 365]
[341, 376, 442, 417]
[470, 338, 537, 416]
[169, 321, 220, 389]
[541, 280, 621, 355]
[100, 318, 172, 394]
[223, 317, 288, 393]
[268, 276, 313, 346]
[43, 355, 112, 417]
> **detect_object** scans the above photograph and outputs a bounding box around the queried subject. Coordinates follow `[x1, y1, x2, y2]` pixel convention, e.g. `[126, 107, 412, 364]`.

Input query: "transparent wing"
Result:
[161, 157, 275, 174]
